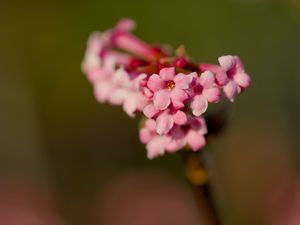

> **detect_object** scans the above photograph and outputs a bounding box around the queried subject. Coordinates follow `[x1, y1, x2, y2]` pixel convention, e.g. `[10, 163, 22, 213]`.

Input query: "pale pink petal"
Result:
[81, 33, 102, 73]
[86, 67, 106, 83]
[223, 80, 239, 101]
[199, 64, 222, 74]
[202, 87, 221, 103]
[170, 89, 188, 109]
[199, 71, 215, 88]
[143, 104, 159, 118]
[103, 56, 117, 73]
[173, 110, 188, 125]
[174, 73, 193, 89]
[105, 50, 131, 65]
[153, 89, 171, 110]
[234, 56, 246, 73]
[218, 55, 235, 71]
[215, 71, 228, 86]
[166, 137, 185, 152]
[82, 54, 101, 74]
[146, 137, 166, 159]
[159, 67, 175, 81]
[186, 131, 206, 151]
[139, 128, 153, 144]
[147, 74, 164, 92]
[156, 112, 174, 135]
[114, 32, 156, 60]
[94, 82, 115, 103]
[145, 119, 157, 132]
[109, 89, 126, 105]
[194, 117, 208, 135]
[123, 95, 137, 117]
[234, 72, 251, 89]
[143, 87, 154, 98]
[190, 95, 208, 116]
[113, 67, 130, 86]
[136, 94, 149, 111]
[133, 73, 147, 90]
[87, 32, 103, 50]
[116, 18, 136, 31]
[189, 72, 199, 80]
[166, 126, 186, 152]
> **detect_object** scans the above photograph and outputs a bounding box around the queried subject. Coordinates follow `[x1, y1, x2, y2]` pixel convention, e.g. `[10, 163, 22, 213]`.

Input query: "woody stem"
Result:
[182, 151, 220, 225]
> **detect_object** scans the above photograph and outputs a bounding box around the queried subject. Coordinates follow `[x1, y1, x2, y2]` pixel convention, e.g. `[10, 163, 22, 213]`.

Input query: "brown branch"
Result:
[182, 152, 220, 225]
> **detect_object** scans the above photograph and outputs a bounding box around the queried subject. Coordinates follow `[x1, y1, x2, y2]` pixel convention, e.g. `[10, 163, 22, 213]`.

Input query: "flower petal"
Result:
[136, 94, 149, 111]
[159, 67, 175, 81]
[145, 119, 157, 132]
[199, 64, 222, 74]
[86, 68, 106, 83]
[147, 74, 164, 92]
[202, 87, 221, 103]
[143, 103, 159, 118]
[123, 94, 137, 117]
[234, 72, 251, 89]
[94, 81, 115, 103]
[113, 67, 130, 87]
[173, 110, 188, 125]
[103, 55, 117, 73]
[166, 127, 186, 153]
[199, 71, 215, 88]
[190, 95, 208, 116]
[216, 71, 228, 86]
[109, 88, 126, 105]
[154, 89, 171, 110]
[191, 117, 208, 135]
[186, 131, 206, 151]
[170, 89, 188, 109]
[116, 18, 136, 32]
[146, 137, 166, 159]
[218, 55, 235, 71]
[156, 111, 174, 135]
[139, 128, 153, 144]
[223, 80, 239, 101]
[132, 73, 147, 90]
[174, 73, 193, 89]
[234, 56, 246, 73]
[143, 87, 154, 98]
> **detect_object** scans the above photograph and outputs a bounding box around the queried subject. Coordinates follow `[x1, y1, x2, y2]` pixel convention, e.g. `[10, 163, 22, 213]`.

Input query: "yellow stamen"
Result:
[166, 80, 175, 90]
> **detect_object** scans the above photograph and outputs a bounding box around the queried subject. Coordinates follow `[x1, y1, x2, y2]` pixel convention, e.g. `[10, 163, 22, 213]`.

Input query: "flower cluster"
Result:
[82, 18, 251, 159]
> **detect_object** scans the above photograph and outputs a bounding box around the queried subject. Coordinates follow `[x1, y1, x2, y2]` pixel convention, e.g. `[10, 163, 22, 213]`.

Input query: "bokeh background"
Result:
[1, 0, 300, 224]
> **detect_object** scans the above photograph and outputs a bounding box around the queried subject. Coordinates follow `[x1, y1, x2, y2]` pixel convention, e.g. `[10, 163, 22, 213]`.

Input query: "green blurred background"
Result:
[1, 0, 300, 224]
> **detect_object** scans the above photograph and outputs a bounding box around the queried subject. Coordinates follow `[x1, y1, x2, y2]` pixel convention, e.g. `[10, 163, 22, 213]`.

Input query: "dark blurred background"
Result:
[1, 0, 300, 224]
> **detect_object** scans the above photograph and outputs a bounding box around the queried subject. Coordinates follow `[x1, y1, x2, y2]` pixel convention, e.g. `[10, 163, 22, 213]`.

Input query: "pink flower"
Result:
[200, 55, 251, 101]
[155, 109, 188, 135]
[81, 31, 130, 79]
[147, 67, 194, 110]
[218, 55, 251, 101]
[110, 68, 149, 117]
[108, 18, 159, 61]
[83, 18, 252, 159]
[190, 71, 221, 116]
[139, 119, 170, 159]
[166, 117, 207, 153]
[81, 32, 104, 75]
[82, 18, 155, 81]
[139, 116, 207, 159]
[93, 56, 119, 104]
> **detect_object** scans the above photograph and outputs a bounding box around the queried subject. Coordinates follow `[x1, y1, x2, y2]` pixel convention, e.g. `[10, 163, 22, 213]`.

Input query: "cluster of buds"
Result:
[82, 19, 251, 159]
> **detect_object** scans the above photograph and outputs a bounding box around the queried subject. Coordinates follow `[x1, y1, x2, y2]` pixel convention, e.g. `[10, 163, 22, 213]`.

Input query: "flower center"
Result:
[166, 80, 175, 90]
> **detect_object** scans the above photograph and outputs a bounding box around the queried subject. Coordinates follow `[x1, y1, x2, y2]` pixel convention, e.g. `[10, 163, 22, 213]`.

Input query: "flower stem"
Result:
[182, 106, 230, 225]
[182, 151, 220, 225]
